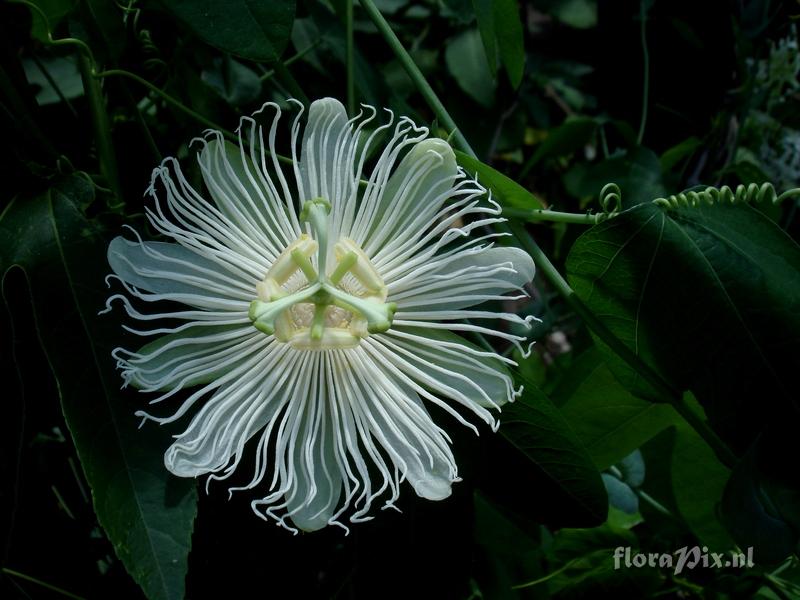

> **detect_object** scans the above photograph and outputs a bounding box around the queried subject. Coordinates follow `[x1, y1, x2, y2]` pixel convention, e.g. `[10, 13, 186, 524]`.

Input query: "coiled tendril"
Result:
[596, 183, 623, 223]
[653, 182, 800, 210]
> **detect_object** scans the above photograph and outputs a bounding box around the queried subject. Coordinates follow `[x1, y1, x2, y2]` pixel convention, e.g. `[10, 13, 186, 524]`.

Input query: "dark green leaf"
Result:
[445, 28, 496, 108]
[201, 56, 262, 106]
[549, 0, 598, 29]
[555, 352, 732, 547]
[470, 0, 498, 78]
[162, 0, 296, 63]
[520, 117, 597, 176]
[562, 147, 666, 206]
[550, 521, 636, 564]
[659, 136, 700, 172]
[566, 200, 800, 452]
[544, 523, 660, 597]
[669, 395, 733, 550]
[455, 150, 545, 210]
[721, 450, 796, 564]
[472, 492, 542, 599]
[555, 349, 677, 469]
[0, 177, 197, 600]
[482, 377, 608, 527]
[721, 419, 800, 563]
[25, 0, 77, 43]
[81, 0, 126, 61]
[493, 0, 525, 88]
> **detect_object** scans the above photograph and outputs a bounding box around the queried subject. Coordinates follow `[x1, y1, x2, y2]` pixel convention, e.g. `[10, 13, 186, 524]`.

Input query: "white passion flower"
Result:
[104, 97, 536, 533]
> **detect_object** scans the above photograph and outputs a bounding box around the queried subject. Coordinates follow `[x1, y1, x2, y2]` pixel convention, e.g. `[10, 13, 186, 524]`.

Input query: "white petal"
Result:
[107, 237, 253, 303]
[298, 98, 353, 205]
[388, 327, 519, 408]
[283, 356, 343, 531]
[389, 246, 535, 310]
[367, 375, 455, 500]
[362, 138, 458, 257]
[376, 330, 513, 411]
[121, 324, 257, 390]
[198, 135, 297, 253]
[164, 342, 297, 477]
[344, 349, 456, 501]
[147, 158, 272, 279]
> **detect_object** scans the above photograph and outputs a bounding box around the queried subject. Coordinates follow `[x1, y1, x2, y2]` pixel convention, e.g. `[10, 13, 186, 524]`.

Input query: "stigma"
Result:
[249, 200, 396, 350]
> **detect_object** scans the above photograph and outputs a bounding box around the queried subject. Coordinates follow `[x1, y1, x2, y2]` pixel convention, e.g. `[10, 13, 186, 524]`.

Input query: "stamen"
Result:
[326, 287, 396, 334]
[249, 284, 321, 334]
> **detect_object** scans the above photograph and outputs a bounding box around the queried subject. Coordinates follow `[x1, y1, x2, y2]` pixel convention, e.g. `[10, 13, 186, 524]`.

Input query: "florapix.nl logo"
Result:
[613, 546, 755, 576]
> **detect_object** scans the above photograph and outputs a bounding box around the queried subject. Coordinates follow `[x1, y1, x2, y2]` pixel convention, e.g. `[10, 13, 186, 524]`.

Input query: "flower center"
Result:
[249, 199, 396, 350]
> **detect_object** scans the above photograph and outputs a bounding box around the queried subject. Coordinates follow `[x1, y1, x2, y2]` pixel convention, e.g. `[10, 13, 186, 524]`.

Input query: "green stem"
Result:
[509, 222, 736, 469]
[503, 207, 606, 225]
[78, 54, 122, 201]
[94, 69, 293, 166]
[637, 489, 674, 519]
[637, 0, 650, 145]
[11, 0, 95, 59]
[50, 484, 76, 520]
[118, 78, 161, 163]
[2, 568, 86, 600]
[346, 0, 355, 114]
[358, 0, 476, 157]
[512, 558, 579, 589]
[94, 69, 228, 135]
[258, 42, 320, 81]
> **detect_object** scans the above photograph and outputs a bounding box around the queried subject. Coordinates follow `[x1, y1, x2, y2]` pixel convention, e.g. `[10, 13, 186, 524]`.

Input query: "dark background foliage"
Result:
[2, 0, 800, 598]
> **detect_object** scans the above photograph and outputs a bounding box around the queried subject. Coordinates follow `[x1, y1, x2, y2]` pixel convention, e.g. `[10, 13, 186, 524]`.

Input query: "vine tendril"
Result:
[598, 183, 623, 221]
[653, 182, 800, 209]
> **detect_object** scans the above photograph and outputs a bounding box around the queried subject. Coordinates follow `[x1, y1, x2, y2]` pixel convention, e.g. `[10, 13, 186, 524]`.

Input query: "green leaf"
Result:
[24, 0, 77, 43]
[659, 136, 700, 172]
[471, 0, 498, 78]
[472, 492, 542, 599]
[445, 28, 496, 108]
[562, 146, 666, 206]
[555, 349, 677, 470]
[555, 351, 732, 547]
[81, 0, 127, 61]
[22, 55, 83, 105]
[162, 0, 296, 63]
[455, 149, 545, 210]
[482, 377, 608, 528]
[201, 56, 263, 106]
[670, 397, 733, 550]
[0, 177, 197, 600]
[721, 419, 800, 563]
[493, 0, 525, 88]
[520, 117, 598, 176]
[565, 200, 800, 452]
[549, 0, 598, 29]
[543, 521, 660, 596]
